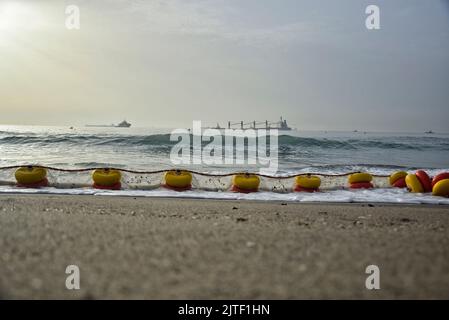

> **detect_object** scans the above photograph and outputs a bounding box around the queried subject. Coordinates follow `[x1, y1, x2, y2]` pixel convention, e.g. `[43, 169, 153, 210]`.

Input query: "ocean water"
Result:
[1, 125, 448, 173]
[1, 125, 449, 203]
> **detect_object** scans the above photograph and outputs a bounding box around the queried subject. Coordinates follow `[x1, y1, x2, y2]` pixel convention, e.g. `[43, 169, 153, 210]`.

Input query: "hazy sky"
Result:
[1, 0, 448, 131]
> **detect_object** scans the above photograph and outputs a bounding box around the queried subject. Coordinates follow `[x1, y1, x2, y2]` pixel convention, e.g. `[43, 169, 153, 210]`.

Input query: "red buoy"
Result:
[432, 172, 449, 188]
[392, 177, 406, 188]
[349, 182, 373, 189]
[294, 186, 319, 193]
[93, 182, 121, 190]
[162, 184, 192, 192]
[231, 185, 258, 193]
[415, 170, 432, 193]
[17, 178, 49, 188]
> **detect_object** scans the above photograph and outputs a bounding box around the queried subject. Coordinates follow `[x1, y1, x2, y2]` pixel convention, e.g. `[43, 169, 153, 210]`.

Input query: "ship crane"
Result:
[222, 117, 291, 131]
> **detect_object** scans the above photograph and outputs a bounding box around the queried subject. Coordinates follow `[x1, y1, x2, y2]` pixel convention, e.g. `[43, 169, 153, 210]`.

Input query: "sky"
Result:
[0, 0, 448, 131]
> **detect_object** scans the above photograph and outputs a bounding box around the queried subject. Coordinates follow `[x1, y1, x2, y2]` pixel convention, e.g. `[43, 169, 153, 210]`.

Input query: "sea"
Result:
[1, 125, 449, 204]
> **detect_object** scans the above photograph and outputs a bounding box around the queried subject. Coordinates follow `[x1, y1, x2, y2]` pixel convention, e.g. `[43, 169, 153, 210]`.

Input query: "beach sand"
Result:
[0, 194, 448, 299]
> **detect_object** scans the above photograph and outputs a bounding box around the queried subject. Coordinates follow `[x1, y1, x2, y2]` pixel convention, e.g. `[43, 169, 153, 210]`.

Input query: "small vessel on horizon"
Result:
[116, 120, 131, 128]
[86, 120, 131, 128]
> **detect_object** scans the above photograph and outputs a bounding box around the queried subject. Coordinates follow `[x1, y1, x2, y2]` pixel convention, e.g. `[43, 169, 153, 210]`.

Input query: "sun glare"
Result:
[0, 1, 46, 45]
[0, 2, 43, 32]
[0, 2, 23, 30]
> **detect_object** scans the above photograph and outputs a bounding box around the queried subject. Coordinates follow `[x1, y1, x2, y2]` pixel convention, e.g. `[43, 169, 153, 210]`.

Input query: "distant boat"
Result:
[425, 130, 434, 134]
[86, 120, 131, 128]
[116, 120, 131, 128]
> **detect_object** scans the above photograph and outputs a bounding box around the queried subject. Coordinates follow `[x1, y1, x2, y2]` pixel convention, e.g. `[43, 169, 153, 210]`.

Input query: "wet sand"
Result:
[0, 194, 448, 299]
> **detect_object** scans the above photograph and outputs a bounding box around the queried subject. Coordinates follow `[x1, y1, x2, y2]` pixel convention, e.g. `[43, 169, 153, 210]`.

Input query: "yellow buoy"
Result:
[432, 179, 449, 197]
[389, 171, 407, 185]
[15, 166, 47, 186]
[295, 175, 321, 189]
[92, 169, 121, 187]
[232, 174, 260, 192]
[348, 172, 372, 184]
[405, 173, 423, 193]
[164, 170, 192, 189]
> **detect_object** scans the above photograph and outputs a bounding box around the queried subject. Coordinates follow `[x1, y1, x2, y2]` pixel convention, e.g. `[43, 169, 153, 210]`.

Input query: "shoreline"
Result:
[2, 191, 449, 206]
[1, 194, 449, 299]
[1, 186, 449, 206]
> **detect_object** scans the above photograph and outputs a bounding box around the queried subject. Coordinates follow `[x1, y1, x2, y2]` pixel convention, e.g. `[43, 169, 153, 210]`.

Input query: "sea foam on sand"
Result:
[1, 186, 448, 205]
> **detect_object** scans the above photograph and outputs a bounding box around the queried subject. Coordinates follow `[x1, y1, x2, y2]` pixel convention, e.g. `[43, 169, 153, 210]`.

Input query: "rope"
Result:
[0, 165, 391, 178]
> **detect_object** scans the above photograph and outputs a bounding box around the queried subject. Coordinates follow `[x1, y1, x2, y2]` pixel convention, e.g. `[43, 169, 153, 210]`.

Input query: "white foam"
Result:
[1, 186, 448, 205]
